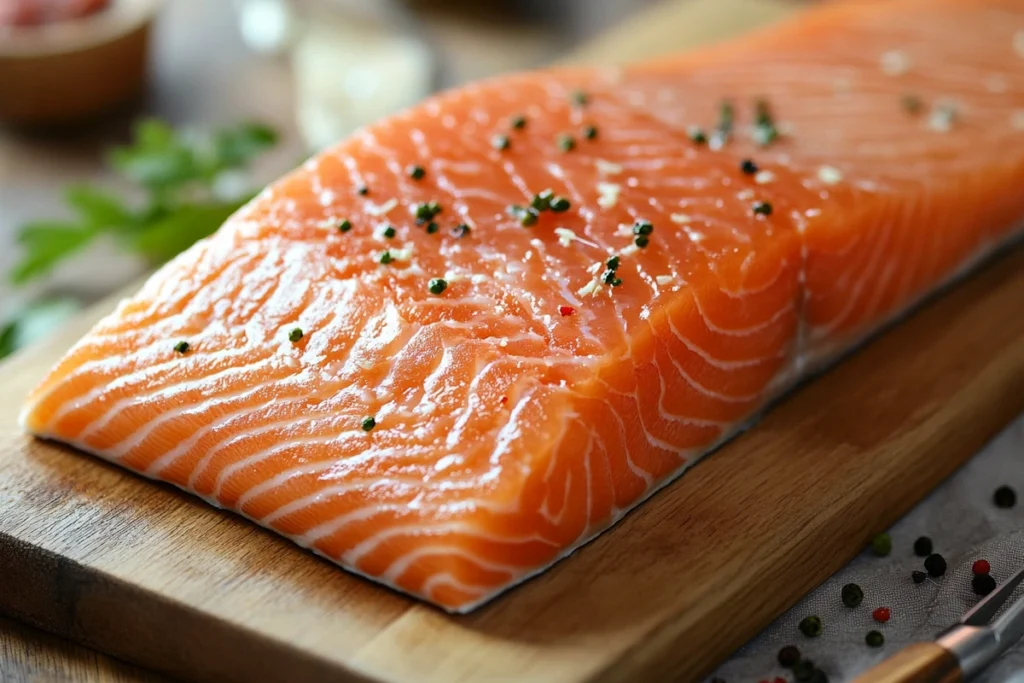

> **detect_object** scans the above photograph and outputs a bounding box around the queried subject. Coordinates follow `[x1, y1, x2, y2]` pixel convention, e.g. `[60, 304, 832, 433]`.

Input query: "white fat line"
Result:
[88, 354, 288, 456]
[379, 543, 519, 584]
[663, 314, 785, 371]
[689, 285, 797, 337]
[652, 336, 766, 404]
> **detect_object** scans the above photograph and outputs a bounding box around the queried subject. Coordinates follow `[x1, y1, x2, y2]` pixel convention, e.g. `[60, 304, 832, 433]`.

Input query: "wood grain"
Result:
[3, 1, 1023, 682]
[851, 643, 963, 683]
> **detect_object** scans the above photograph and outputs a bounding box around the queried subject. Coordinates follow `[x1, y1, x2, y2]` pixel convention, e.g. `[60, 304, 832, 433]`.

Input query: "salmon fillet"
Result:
[20, 0, 1024, 612]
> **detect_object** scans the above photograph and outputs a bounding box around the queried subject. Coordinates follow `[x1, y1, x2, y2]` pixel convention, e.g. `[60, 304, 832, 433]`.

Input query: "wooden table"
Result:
[0, 1, 805, 680]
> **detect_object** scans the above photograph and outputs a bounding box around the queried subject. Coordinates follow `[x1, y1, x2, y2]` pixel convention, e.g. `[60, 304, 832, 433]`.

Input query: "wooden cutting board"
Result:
[3, 2, 1024, 682]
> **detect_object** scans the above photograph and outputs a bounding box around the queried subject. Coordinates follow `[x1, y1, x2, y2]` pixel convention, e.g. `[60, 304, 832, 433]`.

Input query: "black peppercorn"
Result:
[925, 553, 947, 577]
[912, 570, 927, 584]
[972, 573, 996, 596]
[778, 645, 801, 668]
[913, 536, 933, 557]
[994, 485, 1017, 508]
[841, 583, 864, 608]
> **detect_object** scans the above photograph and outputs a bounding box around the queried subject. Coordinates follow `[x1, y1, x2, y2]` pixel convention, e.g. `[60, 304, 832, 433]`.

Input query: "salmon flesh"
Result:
[20, 0, 1024, 612]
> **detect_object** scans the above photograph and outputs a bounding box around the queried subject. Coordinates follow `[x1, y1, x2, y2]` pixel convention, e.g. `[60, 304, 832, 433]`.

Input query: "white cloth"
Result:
[714, 414, 1024, 682]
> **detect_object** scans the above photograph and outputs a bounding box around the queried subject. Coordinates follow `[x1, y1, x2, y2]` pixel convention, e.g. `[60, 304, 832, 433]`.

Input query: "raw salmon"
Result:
[19, 0, 1024, 612]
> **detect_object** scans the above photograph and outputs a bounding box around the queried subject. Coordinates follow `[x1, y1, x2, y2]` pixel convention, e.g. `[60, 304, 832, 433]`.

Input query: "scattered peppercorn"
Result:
[361, 416, 376, 432]
[531, 190, 554, 212]
[973, 573, 996, 596]
[841, 583, 864, 608]
[865, 630, 885, 648]
[492, 134, 510, 151]
[426, 222, 440, 234]
[752, 98, 779, 146]
[338, 219, 352, 233]
[913, 536, 933, 557]
[871, 532, 892, 557]
[557, 133, 577, 152]
[550, 196, 572, 213]
[901, 94, 923, 114]
[382, 225, 396, 239]
[718, 99, 735, 134]
[356, 184, 369, 196]
[872, 607, 891, 623]
[510, 114, 527, 130]
[634, 236, 650, 248]
[925, 553, 947, 577]
[799, 615, 823, 638]
[792, 659, 816, 682]
[571, 90, 588, 107]
[632, 220, 657, 241]
[428, 278, 448, 295]
[994, 485, 1017, 508]
[507, 205, 539, 227]
[379, 251, 393, 265]
[173, 340, 190, 354]
[288, 327, 304, 343]
[606, 256, 621, 270]
[407, 164, 426, 180]
[414, 201, 442, 223]
[912, 570, 927, 584]
[740, 159, 759, 175]
[973, 559, 991, 575]
[451, 223, 471, 238]
[810, 669, 828, 683]
[559, 305, 576, 317]
[602, 269, 622, 286]
[752, 201, 773, 217]
[777, 645, 801, 668]
[687, 126, 708, 144]
[583, 125, 598, 140]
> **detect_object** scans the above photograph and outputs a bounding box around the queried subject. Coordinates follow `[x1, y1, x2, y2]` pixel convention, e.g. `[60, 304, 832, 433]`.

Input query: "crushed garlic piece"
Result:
[817, 166, 843, 185]
[754, 170, 776, 185]
[366, 198, 398, 216]
[597, 182, 622, 209]
[596, 159, 624, 176]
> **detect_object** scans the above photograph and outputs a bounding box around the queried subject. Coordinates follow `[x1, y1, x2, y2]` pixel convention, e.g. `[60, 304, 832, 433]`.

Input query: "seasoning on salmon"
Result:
[19, 0, 1024, 614]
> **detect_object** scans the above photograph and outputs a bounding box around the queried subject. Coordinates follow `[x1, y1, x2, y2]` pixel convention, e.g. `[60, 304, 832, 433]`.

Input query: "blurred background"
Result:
[0, 0, 666, 360]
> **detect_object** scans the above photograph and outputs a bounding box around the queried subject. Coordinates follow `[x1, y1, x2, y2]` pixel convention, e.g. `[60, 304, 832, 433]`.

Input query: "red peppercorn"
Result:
[774, 678, 786, 683]
[973, 559, 991, 575]
[500, 396, 508, 405]
[559, 305, 576, 317]
[873, 607, 891, 623]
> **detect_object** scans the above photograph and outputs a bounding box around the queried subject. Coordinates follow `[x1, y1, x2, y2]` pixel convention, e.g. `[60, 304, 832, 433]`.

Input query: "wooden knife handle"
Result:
[852, 642, 963, 683]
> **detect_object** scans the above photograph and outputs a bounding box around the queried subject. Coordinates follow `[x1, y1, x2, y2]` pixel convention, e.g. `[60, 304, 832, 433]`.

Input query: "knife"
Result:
[853, 564, 1024, 683]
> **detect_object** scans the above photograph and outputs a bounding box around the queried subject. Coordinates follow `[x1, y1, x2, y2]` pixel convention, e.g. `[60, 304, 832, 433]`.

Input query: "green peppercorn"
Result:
[361, 416, 376, 432]
[426, 222, 440, 234]
[634, 236, 650, 248]
[913, 536, 933, 557]
[492, 134, 510, 151]
[583, 125, 598, 140]
[407, 164, 426, 180]
[382, 225, 396, 239]
[531, 190, 554, 212]
[687, 126, 708, 144]
[792, 659, 816, 682]
[510, 114, 527, 130]
[380, 251, 393, 265]
[871, 533, 892, 556]
[752, 201, 773, 217]
[799, 615, 823, 638]
[173, 340, 190, 354]
[865, 630, 885, 648]
[451, 223, 471, 238]
[571, 90, 588, 106]
[338, 219, 352, 233]
[356, 184, 369, 196]
[633, 219, 654, 235]
[288, 327, 303, 343]
[841, 583, 864, 608]
[606, 256, 620, 271]
[549, 196, 571, 213]
[428, 278, 448, 295]
[754, 124, 779, 147]
[520, 208, 539, 227]
[740, 159, 758, 175]
[557, 133, 577, 153]
[777, 645, 801, 668]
